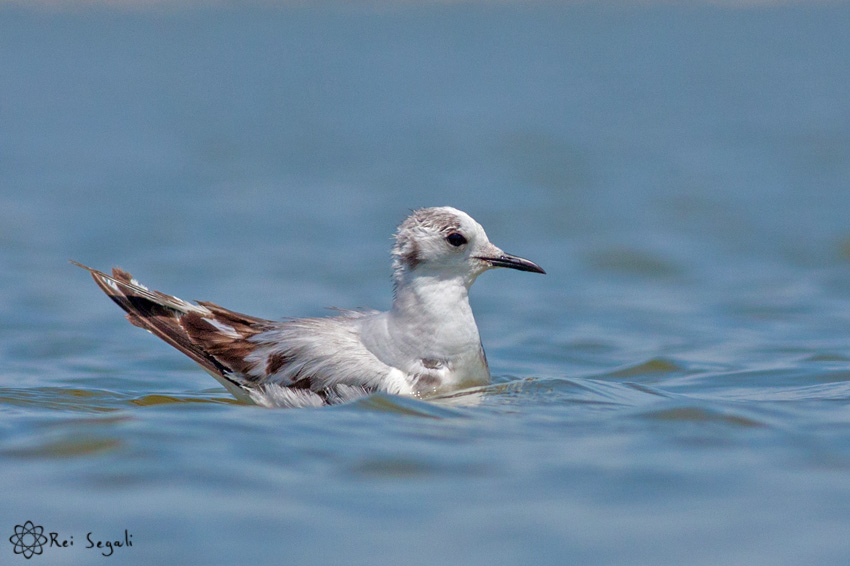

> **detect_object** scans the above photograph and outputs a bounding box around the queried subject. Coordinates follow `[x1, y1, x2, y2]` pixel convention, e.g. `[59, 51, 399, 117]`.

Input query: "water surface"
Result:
[2, 2, 850, 564]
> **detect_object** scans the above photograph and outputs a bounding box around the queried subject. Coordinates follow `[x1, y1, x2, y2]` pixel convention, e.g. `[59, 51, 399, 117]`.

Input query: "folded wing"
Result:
[73, 262, 403, 407]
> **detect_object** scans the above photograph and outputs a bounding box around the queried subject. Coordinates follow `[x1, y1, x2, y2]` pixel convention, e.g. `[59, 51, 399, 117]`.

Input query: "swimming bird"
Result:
[73, 207, 545, 408]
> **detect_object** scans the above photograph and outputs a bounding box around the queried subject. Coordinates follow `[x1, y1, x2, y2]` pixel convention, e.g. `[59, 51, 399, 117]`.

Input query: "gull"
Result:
[73, 207, 545, 408]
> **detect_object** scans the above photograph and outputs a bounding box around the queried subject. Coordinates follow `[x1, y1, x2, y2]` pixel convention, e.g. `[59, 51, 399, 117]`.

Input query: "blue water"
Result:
[2, 2, 850, 564]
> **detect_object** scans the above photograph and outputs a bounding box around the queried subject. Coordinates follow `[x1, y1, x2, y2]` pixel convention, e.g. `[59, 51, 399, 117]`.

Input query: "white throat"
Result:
[388, 268, 482, 362]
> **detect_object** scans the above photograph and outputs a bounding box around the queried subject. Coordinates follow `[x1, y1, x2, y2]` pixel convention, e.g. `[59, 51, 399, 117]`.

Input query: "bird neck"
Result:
[387, 269, 485, 377]
[390, 270, 475, 330]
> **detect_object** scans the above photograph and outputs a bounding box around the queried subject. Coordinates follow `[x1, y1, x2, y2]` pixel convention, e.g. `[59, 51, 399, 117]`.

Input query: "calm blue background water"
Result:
[2, 2, 850, 564]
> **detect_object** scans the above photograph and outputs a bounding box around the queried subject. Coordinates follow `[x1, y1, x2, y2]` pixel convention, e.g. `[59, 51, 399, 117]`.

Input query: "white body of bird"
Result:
[74, 207, 545, 408]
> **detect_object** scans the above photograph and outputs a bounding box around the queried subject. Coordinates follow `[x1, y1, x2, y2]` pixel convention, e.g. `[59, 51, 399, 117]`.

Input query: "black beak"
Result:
[476, 253, 546, 274]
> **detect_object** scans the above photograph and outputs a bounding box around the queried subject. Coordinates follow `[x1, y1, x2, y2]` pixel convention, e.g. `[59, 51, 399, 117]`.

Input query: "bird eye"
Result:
[446, 232, 467, 247]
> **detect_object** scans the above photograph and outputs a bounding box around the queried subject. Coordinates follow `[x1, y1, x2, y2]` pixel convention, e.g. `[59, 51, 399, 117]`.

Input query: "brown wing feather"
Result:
[73, 261, 275, 392]
[180, 306, 274, 382]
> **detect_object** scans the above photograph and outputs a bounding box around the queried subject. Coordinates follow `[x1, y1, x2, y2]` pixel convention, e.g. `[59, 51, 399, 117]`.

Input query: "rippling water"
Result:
[2, 2, 850, 564]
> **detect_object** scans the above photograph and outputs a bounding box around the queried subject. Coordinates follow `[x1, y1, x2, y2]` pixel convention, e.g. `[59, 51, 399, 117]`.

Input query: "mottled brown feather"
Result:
[77, 263, 280, 391]
[83, 266, 236, 384]
[266, 352, 290, 376]
[180, 312, 267, 380]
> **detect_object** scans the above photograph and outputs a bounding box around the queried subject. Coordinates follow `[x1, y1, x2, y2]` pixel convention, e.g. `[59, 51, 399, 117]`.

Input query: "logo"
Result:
[8, 522, 133, 559]
[9, 522, 47, 560]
